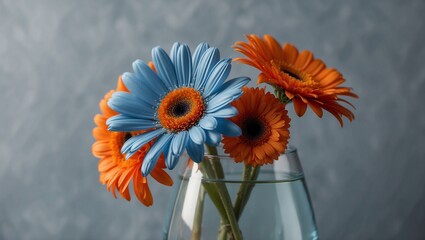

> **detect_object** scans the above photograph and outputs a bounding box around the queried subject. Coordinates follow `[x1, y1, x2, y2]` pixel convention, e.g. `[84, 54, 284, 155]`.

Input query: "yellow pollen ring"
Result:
[279, 63, 317, 87]
[157, 87, 205, 132]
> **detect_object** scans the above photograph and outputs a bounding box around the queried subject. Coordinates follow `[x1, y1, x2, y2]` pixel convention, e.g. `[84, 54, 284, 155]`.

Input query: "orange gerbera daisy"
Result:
[222, 87, 290, 166]
[92, 76, 173, 206]
[233, 34, 358, 126]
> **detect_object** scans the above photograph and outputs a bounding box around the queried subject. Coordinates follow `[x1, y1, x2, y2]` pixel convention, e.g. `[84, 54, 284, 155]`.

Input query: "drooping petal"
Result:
[122, 128, 166, 156]
[189, 126, 206, 145]
[205, 130, 221, 146]
[142, 133, 173, 176]
[293, 98, 308, 117]
[166, 131, 189, 169]
[171, 131, 189, 156]
[186, 140, 205, 163]
[199, 116, 217, 130]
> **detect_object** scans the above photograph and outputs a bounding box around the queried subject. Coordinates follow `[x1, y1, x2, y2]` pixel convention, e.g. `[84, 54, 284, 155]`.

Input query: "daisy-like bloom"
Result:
[107, 43, 250, 175]
[233, 34, 358, 126]
[92, 77, 173, 206]
[222, 87, 291, 166]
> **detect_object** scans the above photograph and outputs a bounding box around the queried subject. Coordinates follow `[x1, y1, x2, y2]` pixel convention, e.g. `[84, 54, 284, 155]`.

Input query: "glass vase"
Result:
[163, 147, 318, 240]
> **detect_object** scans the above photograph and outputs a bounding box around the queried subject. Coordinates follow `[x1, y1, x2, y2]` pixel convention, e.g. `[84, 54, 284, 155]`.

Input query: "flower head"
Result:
[92, 77, 173, 206]
[233, 34, 358, 126]
[107, 43, 250, 175]
[222, 87, 290, 166]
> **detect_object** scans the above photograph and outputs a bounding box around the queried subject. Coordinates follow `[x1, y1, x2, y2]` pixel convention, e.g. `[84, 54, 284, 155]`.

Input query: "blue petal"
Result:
[205, 130, 221, 146]
[107, 115, 157, 131]
[108, 92, 154, 119]
[207, 105, 238, 118]
[192, 43, 209, 71]
[194, 47, 220, 91]
[122, 72, 159, 105]
[203, 58, 231, 96]
[216, 118, 241, 137]
[207, 77, 250, 112]
[152, 47, 177, 90]
[207, 90, 242, 113]
[166, 131, 189, 169]
[120, 135, 141, 154]
[166, 146, 178, 170]
[189, 126, 206, 145]
[122, 128, 166, 156]
[199, 116, 217, 130]
[186, 140, 205, 163]
[175, 44, 192, 87]
[142, 133, 174, 176]
[170, 42, 180, 64]
[172, 131, 189, 155]
[216, 76, 250, 94]
[132, 60, 168, 97]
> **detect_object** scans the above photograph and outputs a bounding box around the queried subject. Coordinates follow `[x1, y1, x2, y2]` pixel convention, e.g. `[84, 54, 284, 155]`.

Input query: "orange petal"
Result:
[151, 168, 174, 186]
[92, 141, 112, 158]
[94, 114, 107, 128]
[93, 127, 109, 140]
[293, 98, 307, 117]
[282, 43, 298, 64]
[148, 61, 157, 73]
[307, 101, 324, 118]
[119, 187, 131, 201]
[116, 75, 129, 92]
[98, 157, 116, 172]
[264, 34, 284, 60]
[294, 50, 313, 70]
[305, 59, 326, 76]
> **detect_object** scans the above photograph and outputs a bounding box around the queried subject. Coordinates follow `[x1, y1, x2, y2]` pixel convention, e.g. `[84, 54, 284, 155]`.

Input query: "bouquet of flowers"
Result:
[92, 34, 357, 239]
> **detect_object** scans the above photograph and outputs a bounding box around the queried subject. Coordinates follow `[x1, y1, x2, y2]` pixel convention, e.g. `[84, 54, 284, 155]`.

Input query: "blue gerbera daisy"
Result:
[107, 43, 249, 175]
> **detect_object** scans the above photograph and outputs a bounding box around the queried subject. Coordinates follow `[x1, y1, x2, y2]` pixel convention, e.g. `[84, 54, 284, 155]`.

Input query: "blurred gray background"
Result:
[1, 0, 424, 239]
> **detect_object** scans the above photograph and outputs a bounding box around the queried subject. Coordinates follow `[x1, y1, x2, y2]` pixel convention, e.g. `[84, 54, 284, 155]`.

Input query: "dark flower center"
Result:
[170, 100, 191, 117]
[282, 69, 301, 81]
[242, 118, 265, 141]
[123, 132, 132, 142]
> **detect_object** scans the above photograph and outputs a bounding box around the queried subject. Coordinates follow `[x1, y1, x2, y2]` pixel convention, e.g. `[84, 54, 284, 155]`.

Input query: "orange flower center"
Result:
[241, 117, 271, 146]
[157, 87, 205, 132]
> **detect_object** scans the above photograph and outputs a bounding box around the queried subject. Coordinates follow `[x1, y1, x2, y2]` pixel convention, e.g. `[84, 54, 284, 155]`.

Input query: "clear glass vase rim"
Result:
[204, 145, 298, 159]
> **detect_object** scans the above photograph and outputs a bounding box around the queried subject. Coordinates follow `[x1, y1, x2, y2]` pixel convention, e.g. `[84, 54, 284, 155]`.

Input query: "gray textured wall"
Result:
[1, 0, 424, 239]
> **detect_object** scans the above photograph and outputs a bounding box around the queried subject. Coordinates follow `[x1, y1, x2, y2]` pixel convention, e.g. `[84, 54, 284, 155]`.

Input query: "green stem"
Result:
[198, 163, 227, 221]
[233, 165, 261, 220]
[233, 165, 252, 220]
[206, 145, 225, 179]
[204, 145, 243, 240]
[214, 179, 243, 239]
[191, 186, 206, 240]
